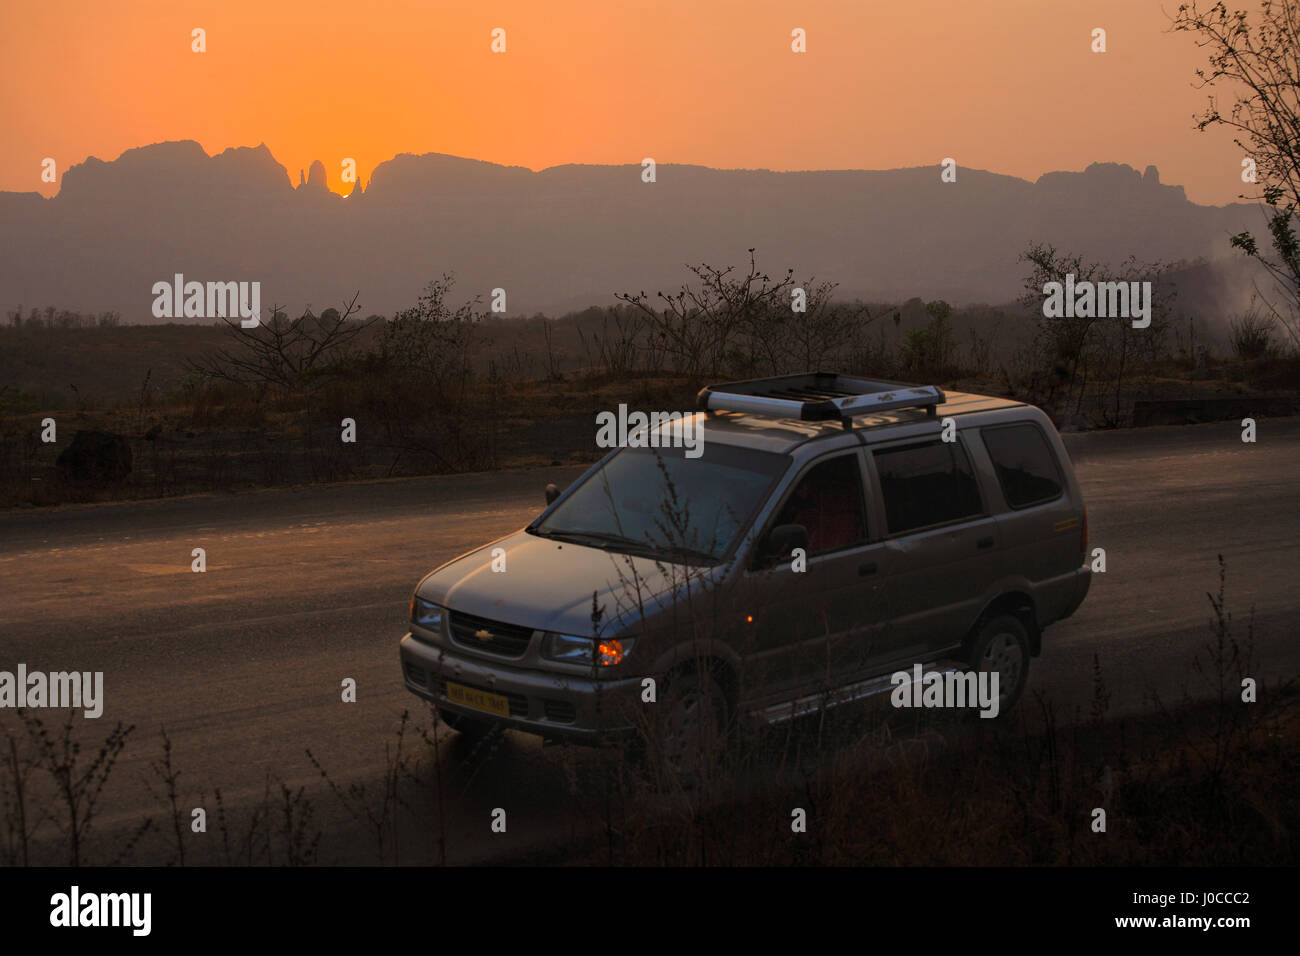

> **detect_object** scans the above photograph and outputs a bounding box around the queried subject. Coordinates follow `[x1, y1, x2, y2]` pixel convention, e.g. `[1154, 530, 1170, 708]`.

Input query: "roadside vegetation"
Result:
[2, 246, 1297, 509]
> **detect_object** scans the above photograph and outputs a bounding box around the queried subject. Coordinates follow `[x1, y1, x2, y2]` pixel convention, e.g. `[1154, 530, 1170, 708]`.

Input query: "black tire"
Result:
[966, 614, 1030, 717]
[651, 668, 729, 785]
[438, 707, 497, 741]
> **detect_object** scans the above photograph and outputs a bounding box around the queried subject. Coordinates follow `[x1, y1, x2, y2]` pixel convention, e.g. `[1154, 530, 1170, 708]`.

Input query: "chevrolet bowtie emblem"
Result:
[474, 628, 494, 642]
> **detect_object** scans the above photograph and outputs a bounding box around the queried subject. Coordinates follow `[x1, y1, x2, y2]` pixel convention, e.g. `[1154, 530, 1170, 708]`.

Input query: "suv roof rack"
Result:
[697, 372, 945, 430]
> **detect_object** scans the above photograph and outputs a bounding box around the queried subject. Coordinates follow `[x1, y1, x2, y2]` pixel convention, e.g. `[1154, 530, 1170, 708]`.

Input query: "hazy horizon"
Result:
[0, 138, 1268, 321]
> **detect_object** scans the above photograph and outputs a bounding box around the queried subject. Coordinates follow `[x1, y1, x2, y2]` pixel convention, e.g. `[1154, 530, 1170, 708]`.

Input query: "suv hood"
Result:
[417, 529, 719, 636]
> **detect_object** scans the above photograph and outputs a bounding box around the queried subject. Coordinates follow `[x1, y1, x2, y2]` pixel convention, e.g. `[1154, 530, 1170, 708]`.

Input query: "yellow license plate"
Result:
[445, 681, 510, 717]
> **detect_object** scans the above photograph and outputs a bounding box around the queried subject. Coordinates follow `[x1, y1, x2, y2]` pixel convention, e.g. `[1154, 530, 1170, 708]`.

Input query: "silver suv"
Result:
[399, 373, 1091, 769]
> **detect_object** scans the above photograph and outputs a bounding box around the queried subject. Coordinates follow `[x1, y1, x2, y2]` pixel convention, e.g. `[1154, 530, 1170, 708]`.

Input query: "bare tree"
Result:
[377, 275, 481, 400]
[1020, 243, 1105, 412]
[1021, 243, 1174, 423]
[616, 248, 871, 377]
[190, 292, 371, 391]
[615, 249, 797, 376]
[1174, 0, 1300, 346]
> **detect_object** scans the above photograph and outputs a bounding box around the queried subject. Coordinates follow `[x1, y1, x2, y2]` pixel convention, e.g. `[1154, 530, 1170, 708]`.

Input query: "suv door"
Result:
[741, 450, 889, 705]
[866, 433, 997, 663]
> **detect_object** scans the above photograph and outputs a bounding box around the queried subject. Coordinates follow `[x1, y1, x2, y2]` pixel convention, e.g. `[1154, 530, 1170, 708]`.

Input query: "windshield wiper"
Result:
[533, 528, 719, 564]
[654, 543, 721, 565]
[540, 529, 647, 550]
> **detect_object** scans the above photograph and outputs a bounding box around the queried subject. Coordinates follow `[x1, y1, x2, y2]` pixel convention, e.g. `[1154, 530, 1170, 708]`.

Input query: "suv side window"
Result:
[981, 422, 1065, 508]
[873, 438, 982, 535]
[765, 454, 868, 557]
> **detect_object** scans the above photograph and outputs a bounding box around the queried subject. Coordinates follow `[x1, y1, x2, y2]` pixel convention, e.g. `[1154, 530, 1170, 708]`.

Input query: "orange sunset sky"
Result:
[0, 0, 1254, 205]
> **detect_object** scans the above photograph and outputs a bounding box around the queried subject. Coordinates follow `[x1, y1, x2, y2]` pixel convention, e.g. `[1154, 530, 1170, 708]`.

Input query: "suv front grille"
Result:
[448, 611, 535, 657]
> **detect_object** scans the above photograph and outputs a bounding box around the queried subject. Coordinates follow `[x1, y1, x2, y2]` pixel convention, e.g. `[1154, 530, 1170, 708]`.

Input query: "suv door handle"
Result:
[976, 536, 995, 550]
[859, 561, 878, 576]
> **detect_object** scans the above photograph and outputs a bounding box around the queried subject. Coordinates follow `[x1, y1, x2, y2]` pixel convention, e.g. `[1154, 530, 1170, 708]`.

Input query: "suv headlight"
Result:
[411, 596, 445, 631]
[543, 633, 634, 666]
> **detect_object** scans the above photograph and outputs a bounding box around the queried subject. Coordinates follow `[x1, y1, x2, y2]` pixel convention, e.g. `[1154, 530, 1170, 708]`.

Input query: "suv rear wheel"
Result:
[967, 614, 1030, 715]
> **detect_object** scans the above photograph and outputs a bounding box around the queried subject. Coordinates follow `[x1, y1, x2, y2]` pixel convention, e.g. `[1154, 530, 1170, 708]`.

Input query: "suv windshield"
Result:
[531, 443, 788, 562]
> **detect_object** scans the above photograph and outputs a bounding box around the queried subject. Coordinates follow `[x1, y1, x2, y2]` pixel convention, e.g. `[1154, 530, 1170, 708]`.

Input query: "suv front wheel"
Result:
[651, 668, 729, 785]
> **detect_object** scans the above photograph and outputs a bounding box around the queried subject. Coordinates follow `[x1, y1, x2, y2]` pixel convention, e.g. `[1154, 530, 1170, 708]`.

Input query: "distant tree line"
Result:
[5, 306, 121, 329]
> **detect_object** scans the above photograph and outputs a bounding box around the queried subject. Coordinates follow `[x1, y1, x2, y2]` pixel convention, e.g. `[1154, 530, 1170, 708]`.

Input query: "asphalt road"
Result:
[2, 419, 1298, 864]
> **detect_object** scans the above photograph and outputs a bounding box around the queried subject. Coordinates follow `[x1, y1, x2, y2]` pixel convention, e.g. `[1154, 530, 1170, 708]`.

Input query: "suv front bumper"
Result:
[399, 633, 644, 742]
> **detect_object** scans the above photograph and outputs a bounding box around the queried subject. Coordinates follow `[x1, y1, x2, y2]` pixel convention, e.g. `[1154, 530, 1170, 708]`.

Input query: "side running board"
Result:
[752, 659, 965, 725]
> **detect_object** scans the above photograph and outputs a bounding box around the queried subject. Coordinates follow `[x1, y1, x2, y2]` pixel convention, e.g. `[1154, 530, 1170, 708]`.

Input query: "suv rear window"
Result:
[981, 423, 1064, 508]
[873, 439, 982, 534]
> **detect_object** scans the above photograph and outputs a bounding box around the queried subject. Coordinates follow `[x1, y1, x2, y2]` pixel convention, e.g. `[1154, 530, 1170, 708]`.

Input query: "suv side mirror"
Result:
[545, 483, 561, 505]
[765, 523, 809, 561]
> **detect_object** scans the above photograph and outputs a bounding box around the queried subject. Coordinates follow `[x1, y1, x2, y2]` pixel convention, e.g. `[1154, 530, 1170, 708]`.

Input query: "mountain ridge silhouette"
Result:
[0, 140, 1264, 320]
